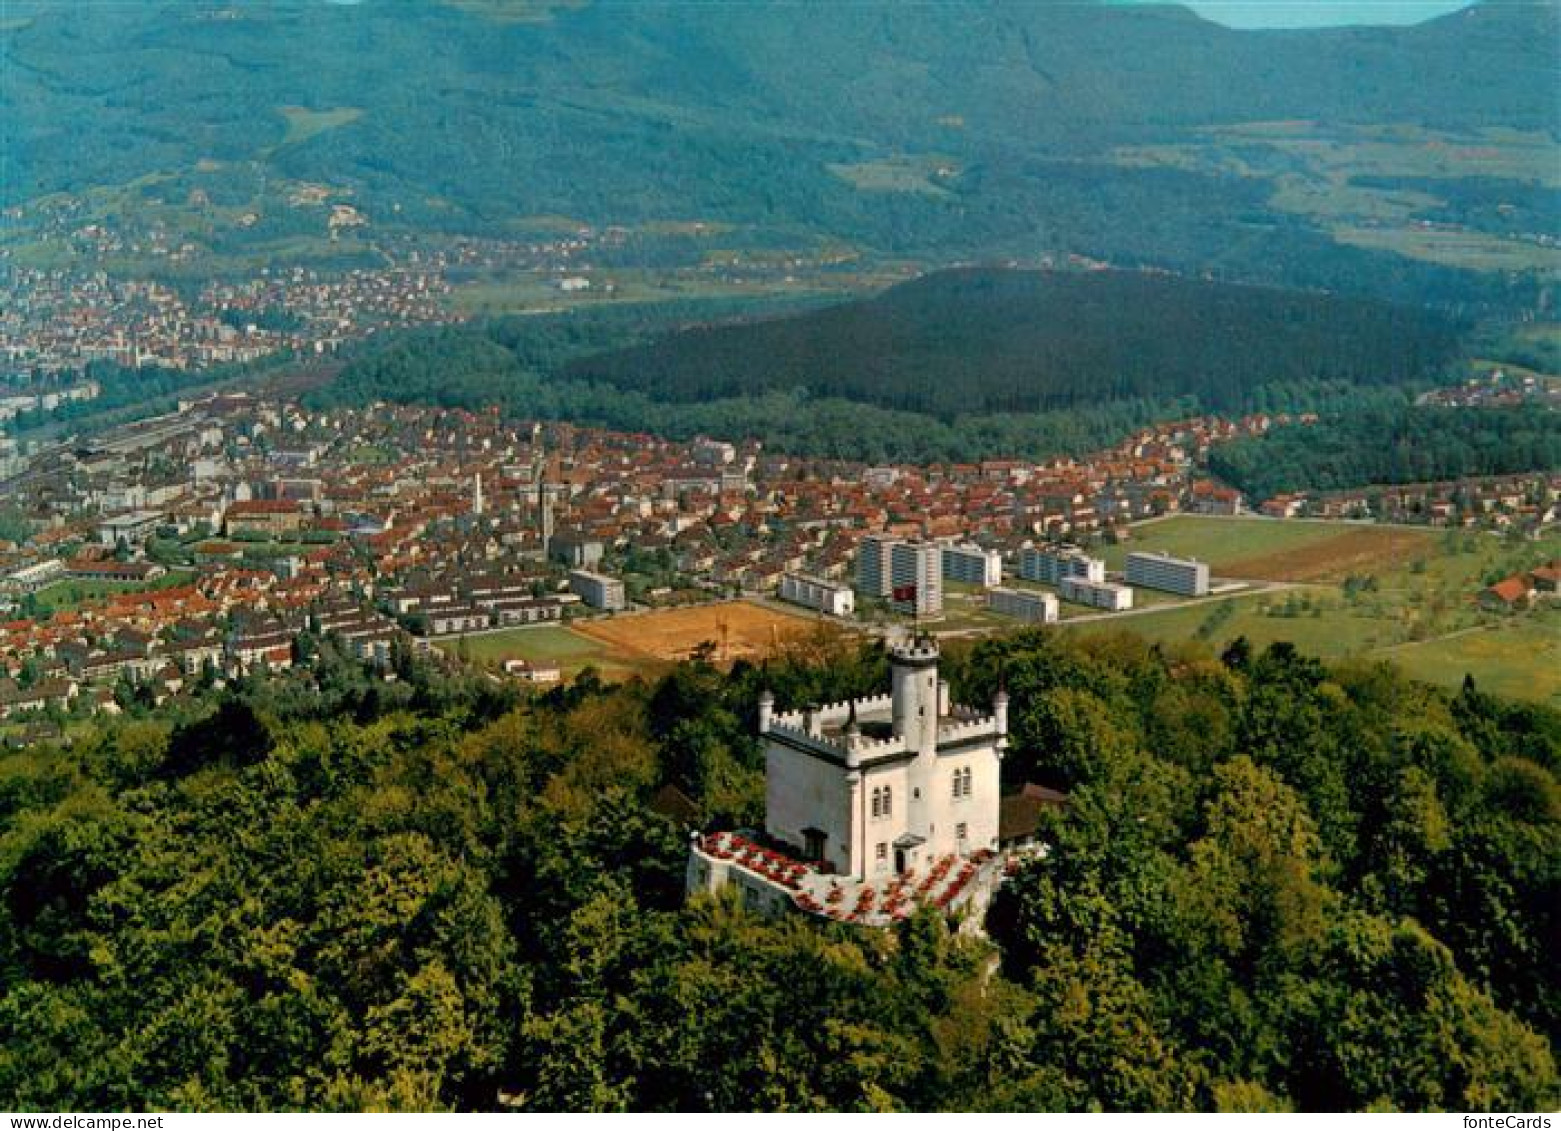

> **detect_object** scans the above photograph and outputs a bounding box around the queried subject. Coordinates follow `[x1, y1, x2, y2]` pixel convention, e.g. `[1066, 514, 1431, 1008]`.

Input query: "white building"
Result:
[856, 534, 895, 598]
[987, 586, 1059, 624]
[756, 638, 1004, 876]
[689, 639, 1005, 898]
[1058, 576, 1134, 611]
[941, 543, 1003, 588]
[569, 569, 626, 611]
[889, 541, 943, 618]
[97, 510, 165, 548]
[779, 572, 856, 617]
[687, 638, 1021, 926]
[1017, 545, 1104, 586]
[1125, 551, 1210, 597]
[1, 559, 65, 594]
[858, 537, 943, 617]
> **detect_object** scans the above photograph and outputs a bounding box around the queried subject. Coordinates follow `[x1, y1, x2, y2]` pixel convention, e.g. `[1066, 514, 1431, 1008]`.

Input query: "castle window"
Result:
[882, 786, 892, 817]
[956, 822, 968, 841]
[876, 842, 887, 861]
[871, 787, 882, 818]
[953, 766, 973, 798]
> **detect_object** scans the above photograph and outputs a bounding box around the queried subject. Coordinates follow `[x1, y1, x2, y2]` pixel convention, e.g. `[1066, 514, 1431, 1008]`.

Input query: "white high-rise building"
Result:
[889, 541, 943, 618]
[858, 536, 942, 617]
[856, 534, 895, 598]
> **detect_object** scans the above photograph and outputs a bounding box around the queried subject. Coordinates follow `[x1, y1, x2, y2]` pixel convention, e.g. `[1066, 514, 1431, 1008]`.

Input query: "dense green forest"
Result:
[1, 630, 1555, 1111]
[312, 274, 1449, 464]
[1208, 407, 1561, 500]
[566, 269, 1465, 419]
[3, 1, 1553, 311]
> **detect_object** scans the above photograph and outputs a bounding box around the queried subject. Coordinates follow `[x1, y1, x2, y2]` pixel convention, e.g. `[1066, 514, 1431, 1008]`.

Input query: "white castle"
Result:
[688, 636, 1022, 926]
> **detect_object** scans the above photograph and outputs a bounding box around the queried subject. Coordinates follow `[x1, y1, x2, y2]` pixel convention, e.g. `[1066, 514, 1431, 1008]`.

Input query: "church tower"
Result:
[532, 423, 554, 555]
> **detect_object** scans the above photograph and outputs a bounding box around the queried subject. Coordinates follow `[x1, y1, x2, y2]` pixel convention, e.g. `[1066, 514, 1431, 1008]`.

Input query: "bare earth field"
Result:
[1108, 516, 1438, 580]
[1219, 526, 1439, 583]
[573, 601, 817, 663]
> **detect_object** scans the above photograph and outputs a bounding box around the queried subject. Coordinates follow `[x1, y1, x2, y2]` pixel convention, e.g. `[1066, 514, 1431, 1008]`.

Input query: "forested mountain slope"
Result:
[5, 1, 1555, 307]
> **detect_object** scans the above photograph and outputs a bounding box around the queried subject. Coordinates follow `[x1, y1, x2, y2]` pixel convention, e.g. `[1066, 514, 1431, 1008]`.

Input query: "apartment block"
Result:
[1058, 576, 1133, 611]
[889, 541, 943, 618]
[987, 586, 1059, 624]
[569, 569, 627, 611]
[1125, 551, 1210, 597]
[941, 543, 1003, 588]
[856, 534, 895, 598]
[1017, 545, 1105, 587]
[779, 572, 856, 617]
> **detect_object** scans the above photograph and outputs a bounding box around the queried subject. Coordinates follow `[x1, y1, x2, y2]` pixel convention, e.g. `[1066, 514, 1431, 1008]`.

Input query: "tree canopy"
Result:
[0, 630, 1555, 1111]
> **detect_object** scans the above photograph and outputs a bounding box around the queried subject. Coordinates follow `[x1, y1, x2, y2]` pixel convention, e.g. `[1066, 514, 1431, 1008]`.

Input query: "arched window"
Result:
[882, 786, 892, 817]
[871, 787, 882, 818]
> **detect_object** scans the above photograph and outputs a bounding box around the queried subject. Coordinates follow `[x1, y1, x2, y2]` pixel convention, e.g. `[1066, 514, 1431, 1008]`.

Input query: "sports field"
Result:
[32, 570, 197, 614]
[437, 602, 825, 681]
[436, 625, 653, 682]
[573, 600, 816, 663]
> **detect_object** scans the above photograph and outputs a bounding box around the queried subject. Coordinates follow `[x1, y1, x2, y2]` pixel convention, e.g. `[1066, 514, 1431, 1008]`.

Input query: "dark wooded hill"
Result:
[566, 267, 1465, 420]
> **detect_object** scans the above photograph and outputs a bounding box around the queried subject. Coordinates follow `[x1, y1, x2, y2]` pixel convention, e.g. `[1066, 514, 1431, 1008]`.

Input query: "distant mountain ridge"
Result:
[3, 0, 1555, 308]
[6, 1, 1553, 205]
[564, 267, 1466, 419]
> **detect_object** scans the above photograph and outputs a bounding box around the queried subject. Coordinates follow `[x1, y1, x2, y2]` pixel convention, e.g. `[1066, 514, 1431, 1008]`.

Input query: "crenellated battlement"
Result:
[771, 692, 894, 731]
[887, 638, 940, 666]
[936, 715, 1002, 747]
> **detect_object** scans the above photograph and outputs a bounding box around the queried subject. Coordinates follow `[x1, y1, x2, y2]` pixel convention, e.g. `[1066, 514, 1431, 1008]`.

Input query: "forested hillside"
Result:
[1, 631, 1555, 1111]
[566, 268, 1465, 419]
[310, 269, 1462, 462]
[1209, 407, 1561, 500]
[4, 1, 1555, 309]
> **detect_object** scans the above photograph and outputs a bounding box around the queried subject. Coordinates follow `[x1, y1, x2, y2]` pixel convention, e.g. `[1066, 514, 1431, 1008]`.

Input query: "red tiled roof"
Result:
[1485, 577, 1530, 603]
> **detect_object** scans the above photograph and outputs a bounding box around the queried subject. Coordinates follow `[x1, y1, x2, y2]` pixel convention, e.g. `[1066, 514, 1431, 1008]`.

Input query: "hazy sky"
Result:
[1172, 1, 1476, 28]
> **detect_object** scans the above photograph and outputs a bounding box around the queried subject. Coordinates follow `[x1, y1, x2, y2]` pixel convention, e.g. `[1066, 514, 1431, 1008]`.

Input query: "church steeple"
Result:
[533, 422, 554, 555]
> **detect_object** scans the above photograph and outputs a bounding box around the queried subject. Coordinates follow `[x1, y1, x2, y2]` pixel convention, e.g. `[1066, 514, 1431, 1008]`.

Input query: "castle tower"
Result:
[889, 634, 940, 755]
